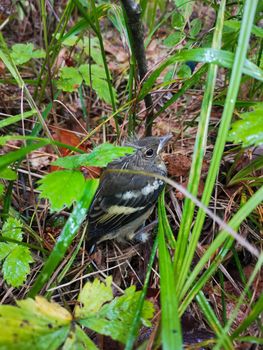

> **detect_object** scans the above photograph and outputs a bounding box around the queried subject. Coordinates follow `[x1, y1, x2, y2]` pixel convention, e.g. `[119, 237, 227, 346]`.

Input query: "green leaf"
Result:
[57, 66, 83, 92]
[10, 43, 45, 65]
[177, 64, 192, 79]
[63, 325, 99, 350]
[0, 296, 71, 349]
[79, 64, 117, 105]
[189, 18, 202, 37]
[3, 245, 33, 287]
[171, 13, 185, 29]
[52, 143, 135, 169]
[228, 104, 263, 147]
[0, 167, 17, 180]
[79, 283, 154, 344]
[0, 218, 34, 287]
[163, 32, 184, 47]
[0, 242, 13, 261]
[93, 77, 117, 105]
[163, 69, 174, 83]
[79, 62, 107, 81]
[37, 170, 86, 212]
[2, 217, 23, 241]
[174, 0, 193, 21]
[75, 277, 113, 318]
[83, 37, 104, 66]
[0, 277, 152, 348]
[56, 33, 79, 46]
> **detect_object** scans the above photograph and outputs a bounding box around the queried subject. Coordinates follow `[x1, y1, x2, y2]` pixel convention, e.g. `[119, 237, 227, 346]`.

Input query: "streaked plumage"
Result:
[87, 134, 172, 249]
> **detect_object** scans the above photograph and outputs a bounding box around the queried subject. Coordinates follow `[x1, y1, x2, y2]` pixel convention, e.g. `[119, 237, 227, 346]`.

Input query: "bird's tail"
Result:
[86, 236, 98, 254]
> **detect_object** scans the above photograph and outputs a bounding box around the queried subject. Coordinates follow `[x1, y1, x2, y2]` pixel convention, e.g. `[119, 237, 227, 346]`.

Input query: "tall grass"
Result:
[0, 0, 262, 348]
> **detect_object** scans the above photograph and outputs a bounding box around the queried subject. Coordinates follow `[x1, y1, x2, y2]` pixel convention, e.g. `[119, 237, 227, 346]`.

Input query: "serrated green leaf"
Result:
[0, 242, 13, 261]
[0, 296, 71, 349]
[0, 218, 34, 287]
[93, 78, 117, 105]
[10, 43, 45, 65]
[79, 284, 154, 344]
[38, 170, 86, 212]
[52, 143, 135, 169]
[3, 245, 34, 287]
[163, 32, 184, 47]
[57, 67, 83, 92]
[0, 167, 17, 180]
[80, 64, 117, 105]
[79, 63, 107, 81]
[228, 105, 263, 147]
[75, 277, 113, 318]
[2, 217, 23, 241]
[62, 325, 99, 350]
[190, 18, 202, 37]
[83, 37, 104, 66]
[174, 0, 193, 21]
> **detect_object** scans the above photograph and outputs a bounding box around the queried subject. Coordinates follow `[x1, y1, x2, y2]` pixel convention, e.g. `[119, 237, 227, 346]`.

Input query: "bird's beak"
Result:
[157, 133, 173, 154]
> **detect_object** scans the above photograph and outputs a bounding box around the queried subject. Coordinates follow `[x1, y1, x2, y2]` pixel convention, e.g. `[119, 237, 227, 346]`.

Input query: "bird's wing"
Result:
[87, 171, 164, 239]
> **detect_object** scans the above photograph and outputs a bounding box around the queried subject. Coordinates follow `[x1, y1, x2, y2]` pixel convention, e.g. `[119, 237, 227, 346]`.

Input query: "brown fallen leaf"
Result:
[28, 146, 52, 169]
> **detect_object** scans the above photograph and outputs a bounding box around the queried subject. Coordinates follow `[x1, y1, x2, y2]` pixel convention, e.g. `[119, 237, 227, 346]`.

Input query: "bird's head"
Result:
[125, 134, 172, 164]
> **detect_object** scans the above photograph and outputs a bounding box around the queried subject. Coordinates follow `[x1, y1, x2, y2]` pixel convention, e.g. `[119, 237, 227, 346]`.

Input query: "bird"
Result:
[87, 134, 172, 251]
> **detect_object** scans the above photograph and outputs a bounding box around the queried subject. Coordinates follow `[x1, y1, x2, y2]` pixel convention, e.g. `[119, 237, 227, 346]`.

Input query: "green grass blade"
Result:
[45, 229, 87, 299]
[231, 292, 263, 338]
[139, 48, 263, 99]
[228, 155, 263, 186]
[0, 33, 56, 144]
[178, 0, 259, 298]
[159, 190, 176, 249]
[27, 179, 99, 297]
[124, 237, 158, 350]
[0, 110, 37, 129]
[173, 0, 226, 290]
[154, 64, 208, 119]
[214, 254, 263, 349]
[73, 0, 120, 135]
[157, 195, 182, 350]
[0, 135, 85, 155]
[0, 141, 48, 170]
[196, 291, 234, 350]
[179, 186, 263, 312]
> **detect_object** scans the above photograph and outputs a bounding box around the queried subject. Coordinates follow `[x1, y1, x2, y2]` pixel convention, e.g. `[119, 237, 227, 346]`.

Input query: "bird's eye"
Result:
[145, 148, 154, 157]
